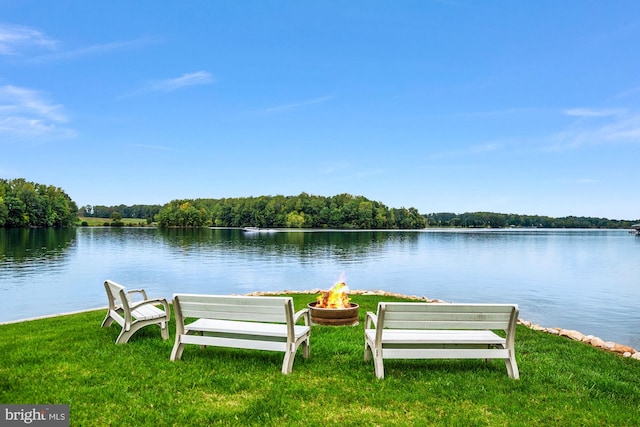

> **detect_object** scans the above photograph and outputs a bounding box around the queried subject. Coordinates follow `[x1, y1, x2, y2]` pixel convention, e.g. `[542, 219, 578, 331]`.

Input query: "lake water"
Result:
[1, 227, 639, 349]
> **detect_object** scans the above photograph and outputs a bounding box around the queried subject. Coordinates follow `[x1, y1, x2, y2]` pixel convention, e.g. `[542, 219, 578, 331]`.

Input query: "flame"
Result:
[316, 281, 351, 308]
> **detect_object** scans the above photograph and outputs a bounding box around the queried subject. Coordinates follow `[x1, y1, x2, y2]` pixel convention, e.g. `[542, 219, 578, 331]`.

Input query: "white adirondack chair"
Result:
[101, 279, 170, 344]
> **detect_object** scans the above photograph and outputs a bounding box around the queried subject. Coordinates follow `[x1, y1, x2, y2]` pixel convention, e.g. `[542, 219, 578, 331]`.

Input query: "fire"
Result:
[316, 281, 351, 309]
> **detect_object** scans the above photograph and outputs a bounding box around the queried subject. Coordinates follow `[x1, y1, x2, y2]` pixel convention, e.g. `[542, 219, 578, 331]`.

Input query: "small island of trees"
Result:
[155, 193, 427, 229]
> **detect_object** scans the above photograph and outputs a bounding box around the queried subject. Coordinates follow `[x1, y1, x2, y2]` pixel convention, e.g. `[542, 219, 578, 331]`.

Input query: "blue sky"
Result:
[1, 1, 639, 220]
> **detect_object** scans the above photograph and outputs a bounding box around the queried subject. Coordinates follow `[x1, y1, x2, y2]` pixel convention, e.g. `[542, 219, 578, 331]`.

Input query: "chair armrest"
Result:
[365, 311, 377, 329]
[127, 289, 148, 300]
[294, 308, 310, 326]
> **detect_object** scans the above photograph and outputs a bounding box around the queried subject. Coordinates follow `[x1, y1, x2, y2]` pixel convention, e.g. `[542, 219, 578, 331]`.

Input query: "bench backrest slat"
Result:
[173, 294, 290, 324]
[105, 280, 127, 307]
[379, 303, 517, 331]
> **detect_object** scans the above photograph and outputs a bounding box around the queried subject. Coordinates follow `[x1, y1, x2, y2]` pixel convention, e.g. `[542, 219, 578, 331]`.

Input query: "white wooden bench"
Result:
[170, 294, 311, 374]
[101, 279, 170, 344]
[364, 302, 519, 379]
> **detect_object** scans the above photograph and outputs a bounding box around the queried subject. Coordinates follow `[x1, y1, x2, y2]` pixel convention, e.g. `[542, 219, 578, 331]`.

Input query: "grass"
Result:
[1, 294, 639, 426]
[77, 216, 152, 226]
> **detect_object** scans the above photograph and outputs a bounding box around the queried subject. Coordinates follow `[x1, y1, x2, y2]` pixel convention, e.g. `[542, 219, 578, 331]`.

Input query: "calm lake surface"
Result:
[1, 227, 639, 349]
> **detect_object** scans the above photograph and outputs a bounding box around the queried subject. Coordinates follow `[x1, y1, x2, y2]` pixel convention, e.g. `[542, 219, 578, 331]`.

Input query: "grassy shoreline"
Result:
[2, 294, 640, 426]
[76, 216, 153, 226]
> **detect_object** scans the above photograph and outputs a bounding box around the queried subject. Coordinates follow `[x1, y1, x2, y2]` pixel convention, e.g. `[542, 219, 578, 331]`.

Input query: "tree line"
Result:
[79, 204, 162, 221]
[2, 178, 637, 230]
[425, 212, 638, 229]
[155, 193, 428, 229]
[0, 179, 78, 227]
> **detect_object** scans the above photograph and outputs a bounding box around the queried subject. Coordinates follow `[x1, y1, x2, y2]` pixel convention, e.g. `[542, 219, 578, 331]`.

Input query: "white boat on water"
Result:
[242, 227, 276, 233]
[631, 224, 640, 235]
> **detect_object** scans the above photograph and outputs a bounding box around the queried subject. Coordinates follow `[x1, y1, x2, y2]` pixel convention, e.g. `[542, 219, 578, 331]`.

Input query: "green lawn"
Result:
[77, 216, 152, 226]
[1, 294, 639, 426]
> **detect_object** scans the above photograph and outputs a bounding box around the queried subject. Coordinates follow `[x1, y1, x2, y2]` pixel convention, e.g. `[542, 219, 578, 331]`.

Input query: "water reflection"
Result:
[157, 228, 420, 262]
[0, 228, 76, 261]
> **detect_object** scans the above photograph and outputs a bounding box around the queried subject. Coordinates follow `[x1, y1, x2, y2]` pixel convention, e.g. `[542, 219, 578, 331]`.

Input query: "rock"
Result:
[559, 329, 585, 341]
[632, 352, 640, 360]
[612, 343, 636, 355]
[583, 336, 608, 349]
[623, 352, 632, 358]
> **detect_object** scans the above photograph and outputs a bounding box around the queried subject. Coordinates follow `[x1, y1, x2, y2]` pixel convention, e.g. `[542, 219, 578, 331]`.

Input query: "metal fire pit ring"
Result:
[307, 302, 359, 326]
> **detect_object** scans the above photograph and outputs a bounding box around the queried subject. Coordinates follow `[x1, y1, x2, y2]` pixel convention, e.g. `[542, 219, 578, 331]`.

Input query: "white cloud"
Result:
[29, 36, 158, 63]
[150, 71, 214, 91]
[0, 85, 75, 141]
[0, 24, 58, 55]
[549, 111, 640, 149]
[120, 71, 214, 98]
[320, 160, 351, 175]
[562, 108, 623, 118]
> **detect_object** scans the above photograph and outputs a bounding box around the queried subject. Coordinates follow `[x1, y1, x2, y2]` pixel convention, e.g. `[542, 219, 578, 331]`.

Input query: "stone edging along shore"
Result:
[247, 289, 640, 361]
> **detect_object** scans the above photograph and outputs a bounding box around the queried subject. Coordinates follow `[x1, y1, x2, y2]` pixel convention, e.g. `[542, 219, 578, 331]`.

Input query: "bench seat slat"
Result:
[180, 335, 289, 352]
[365, 329, 506, 345]
[131, 305, 166, 321]
[381, 348, 511, 359]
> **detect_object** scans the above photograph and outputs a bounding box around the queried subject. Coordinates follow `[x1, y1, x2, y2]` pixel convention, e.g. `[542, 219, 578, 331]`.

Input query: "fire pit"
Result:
[308, 281, 359, 326]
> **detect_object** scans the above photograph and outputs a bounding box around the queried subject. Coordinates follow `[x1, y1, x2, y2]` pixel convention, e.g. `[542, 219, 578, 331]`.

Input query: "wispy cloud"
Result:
[0, 24, 58, 55]
[0, 85, 75, 141]
[260, 95, 334, 113]
[320, 160, 351, 175]
[1, 23, 157, 62]
[614, 85, 640, 99]
[120, 71, 214, 98]
[150, 71, 214, 92]
[29, 36, 158, 63]
[562, 108, 623, 118]
[549, 109, 640, 150]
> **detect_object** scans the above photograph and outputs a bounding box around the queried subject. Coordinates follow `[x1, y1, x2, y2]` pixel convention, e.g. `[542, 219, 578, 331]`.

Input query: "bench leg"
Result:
[159, 322, 169, 340]
[302, 337, 310, 359]
[170, 339, 185, 361]
[116, 327, 136, 344]
[101, 314, 114, 328]
[364, 342, 372, 362]
[282, 350, 295, 374]
[373, 351, 385, 379]
[505, 356, 520, 379]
